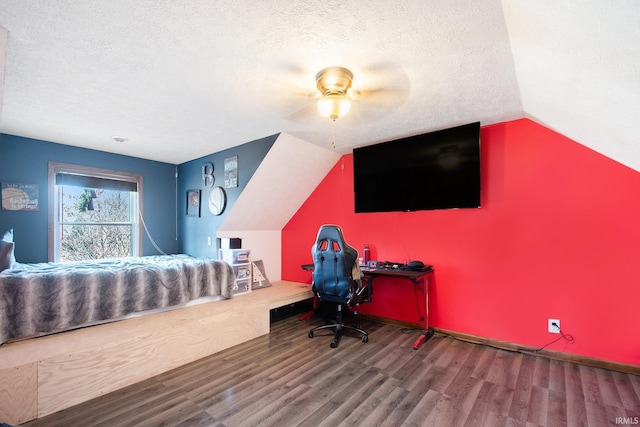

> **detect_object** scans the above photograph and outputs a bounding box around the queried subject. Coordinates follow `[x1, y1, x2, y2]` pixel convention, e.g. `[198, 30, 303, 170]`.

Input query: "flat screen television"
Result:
[353, 122, 481, 213]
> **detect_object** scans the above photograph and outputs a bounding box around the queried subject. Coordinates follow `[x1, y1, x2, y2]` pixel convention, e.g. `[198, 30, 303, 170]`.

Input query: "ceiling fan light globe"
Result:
[317, 94, 351, 120]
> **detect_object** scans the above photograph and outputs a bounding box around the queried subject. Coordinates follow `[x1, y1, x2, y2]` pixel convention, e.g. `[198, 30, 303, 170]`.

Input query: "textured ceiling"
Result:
[0, 1, 638, 171]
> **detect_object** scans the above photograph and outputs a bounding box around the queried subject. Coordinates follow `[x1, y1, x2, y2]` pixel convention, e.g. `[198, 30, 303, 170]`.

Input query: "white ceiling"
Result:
[0, 1, 638, 170]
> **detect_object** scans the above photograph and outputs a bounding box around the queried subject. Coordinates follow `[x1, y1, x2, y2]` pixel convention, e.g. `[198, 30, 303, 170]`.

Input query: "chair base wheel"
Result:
[307, 302, 369, 347]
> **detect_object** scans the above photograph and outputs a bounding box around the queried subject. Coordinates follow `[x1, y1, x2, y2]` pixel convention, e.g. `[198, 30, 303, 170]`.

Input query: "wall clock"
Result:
[208, 186, 227, 215]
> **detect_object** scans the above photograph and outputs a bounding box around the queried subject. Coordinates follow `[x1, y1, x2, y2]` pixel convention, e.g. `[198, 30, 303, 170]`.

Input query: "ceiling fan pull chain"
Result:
[332, 119, 336, 149]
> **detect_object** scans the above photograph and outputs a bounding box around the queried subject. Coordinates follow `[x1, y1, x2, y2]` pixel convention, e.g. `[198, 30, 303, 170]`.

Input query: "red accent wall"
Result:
[282, 119, 640, 366]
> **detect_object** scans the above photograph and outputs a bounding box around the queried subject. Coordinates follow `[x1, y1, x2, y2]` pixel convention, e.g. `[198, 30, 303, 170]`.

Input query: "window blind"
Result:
[55, 173, 138, 192]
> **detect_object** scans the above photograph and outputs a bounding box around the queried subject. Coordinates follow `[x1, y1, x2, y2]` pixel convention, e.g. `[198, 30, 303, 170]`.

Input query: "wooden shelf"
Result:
[237, 280, 313, 309]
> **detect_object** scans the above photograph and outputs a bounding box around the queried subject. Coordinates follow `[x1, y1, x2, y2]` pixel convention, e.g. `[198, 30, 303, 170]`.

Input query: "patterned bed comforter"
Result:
[0, 255, 235, 344]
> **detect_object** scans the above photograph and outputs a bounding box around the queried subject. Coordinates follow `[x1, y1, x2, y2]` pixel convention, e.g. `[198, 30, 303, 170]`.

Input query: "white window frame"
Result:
[48, 162, 144, 262]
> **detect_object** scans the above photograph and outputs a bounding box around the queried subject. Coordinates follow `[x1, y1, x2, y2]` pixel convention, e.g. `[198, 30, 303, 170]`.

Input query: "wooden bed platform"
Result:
[0, 280, 313, 425]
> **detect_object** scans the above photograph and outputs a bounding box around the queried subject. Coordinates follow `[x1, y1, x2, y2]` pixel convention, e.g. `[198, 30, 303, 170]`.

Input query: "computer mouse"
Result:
[406, 260, 424, 270]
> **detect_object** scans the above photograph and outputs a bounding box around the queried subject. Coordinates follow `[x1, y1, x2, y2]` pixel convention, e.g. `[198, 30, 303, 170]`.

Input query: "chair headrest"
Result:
[315, 224, 347, 250]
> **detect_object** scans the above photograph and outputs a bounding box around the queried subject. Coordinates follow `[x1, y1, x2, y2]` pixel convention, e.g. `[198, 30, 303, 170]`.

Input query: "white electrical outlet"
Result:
[207, 236, 212, 246]
[548, 318, 560, 333]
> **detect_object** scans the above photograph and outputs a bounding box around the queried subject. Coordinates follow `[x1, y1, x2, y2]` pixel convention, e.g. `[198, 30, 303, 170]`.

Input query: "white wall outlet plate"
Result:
[548, 318, 560, 333]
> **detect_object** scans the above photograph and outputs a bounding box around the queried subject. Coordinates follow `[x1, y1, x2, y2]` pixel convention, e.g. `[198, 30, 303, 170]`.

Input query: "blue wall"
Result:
[178, 134, 278, 257]
[0, 134, 178, 262]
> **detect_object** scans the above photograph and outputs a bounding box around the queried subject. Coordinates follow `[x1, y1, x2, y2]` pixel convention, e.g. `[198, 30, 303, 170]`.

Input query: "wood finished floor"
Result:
[24, 315, 640, 427]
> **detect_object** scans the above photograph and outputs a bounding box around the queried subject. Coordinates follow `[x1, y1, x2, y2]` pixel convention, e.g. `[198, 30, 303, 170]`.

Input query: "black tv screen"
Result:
[353, 122, 481, 213]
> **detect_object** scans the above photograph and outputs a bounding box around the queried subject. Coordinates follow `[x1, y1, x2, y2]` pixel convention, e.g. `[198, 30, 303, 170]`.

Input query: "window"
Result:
[48, 162, 143, 262]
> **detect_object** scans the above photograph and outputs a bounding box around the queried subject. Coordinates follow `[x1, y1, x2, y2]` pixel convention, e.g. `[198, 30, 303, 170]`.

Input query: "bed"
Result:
[0, 231, 235, 345]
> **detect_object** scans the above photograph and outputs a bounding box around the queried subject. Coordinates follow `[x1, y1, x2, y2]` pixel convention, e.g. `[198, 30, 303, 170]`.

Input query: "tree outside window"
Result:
[48, 162, 143, 262]
[58, 186, 135, 261]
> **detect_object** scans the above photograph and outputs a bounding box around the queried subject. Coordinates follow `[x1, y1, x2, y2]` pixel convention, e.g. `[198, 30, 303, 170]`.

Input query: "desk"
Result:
[301, 264, 434, 349]
[361, 267, 434, 349]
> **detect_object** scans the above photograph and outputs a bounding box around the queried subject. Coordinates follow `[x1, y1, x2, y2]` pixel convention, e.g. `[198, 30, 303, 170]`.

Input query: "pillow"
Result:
[0, 241, 14, 272]
[1, 229, 13, 243]
[251, 260, 272, 289]
[1, 229, 16, 269]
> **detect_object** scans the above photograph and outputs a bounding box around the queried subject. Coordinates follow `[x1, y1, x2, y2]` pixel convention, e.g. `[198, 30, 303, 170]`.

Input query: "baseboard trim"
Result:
[357, 314, 640, 375]
[433, 327, 640, 376]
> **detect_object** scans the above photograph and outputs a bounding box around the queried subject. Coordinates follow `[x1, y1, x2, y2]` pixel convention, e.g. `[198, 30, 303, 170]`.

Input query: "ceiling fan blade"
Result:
[285, 102, 318, 121]
[345, 62, 411, 119]
[352, 87, 408, 101]
[259, 75, 318, 119]
[256, 62, 323, 120]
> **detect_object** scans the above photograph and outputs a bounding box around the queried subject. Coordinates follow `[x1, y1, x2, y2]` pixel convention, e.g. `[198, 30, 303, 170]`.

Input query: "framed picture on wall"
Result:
[186, 189, 201, 217]
[224, 156, 238, 188]
[1, 183, 39, 211]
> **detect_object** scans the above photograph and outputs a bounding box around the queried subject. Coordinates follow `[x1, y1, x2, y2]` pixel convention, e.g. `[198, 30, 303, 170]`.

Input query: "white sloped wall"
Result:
[217, 133, 341, 281]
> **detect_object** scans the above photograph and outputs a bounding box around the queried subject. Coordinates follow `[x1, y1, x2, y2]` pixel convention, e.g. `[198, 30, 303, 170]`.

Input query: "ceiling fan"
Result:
[266, 62, 410, 124]
[314, 66, 354, 121]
